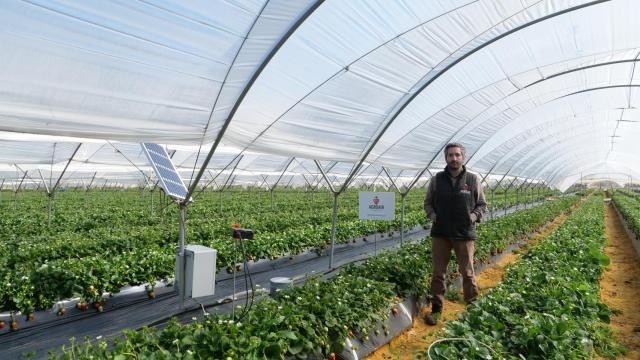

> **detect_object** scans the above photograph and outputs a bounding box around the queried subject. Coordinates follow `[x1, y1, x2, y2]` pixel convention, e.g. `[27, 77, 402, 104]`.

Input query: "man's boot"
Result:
[424, 304, 442, 325]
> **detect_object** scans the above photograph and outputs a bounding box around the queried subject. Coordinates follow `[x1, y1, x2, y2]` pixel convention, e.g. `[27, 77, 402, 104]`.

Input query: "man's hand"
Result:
[470, 213, 478, 223]
[429, 212, 437, 223]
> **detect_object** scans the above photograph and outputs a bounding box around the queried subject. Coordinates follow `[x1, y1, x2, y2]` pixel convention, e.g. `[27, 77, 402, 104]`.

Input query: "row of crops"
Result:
[44, 194, 576, 359]
[0, 188, 426, 315]
[0, 187, 552, 315]
[425, 195, 625, 359]
[611, 189, 640, 236]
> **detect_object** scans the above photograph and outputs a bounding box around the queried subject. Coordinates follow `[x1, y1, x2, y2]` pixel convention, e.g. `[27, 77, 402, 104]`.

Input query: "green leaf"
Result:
[263, 343, 283, 359]
[288, 340, 304, 355]
[277, 330, 298, 341]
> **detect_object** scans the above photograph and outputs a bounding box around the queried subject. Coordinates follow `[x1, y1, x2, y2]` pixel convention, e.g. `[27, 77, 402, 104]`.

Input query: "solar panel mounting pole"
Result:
[141, 144, 192, 309]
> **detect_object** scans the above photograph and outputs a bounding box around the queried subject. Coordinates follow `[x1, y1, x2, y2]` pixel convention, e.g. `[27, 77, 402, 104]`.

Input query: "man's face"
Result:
[446, 147, 464, 170]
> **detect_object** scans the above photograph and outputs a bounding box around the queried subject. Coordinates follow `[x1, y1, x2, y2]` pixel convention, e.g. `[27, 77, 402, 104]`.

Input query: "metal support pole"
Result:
[219, 188, 223, 213]
[504, 177, 518, 215]
[48, 193, 53, 227]
[314, 160, 341, 269]
[177, 204, 186, 308]
[504, 185, 508, 215]
[400, 193, 406, 245]
[13, 171, 28, 210]
[490, 188, 495, 220]
[270, 189, 274, 209]
[330, 192, 338, 269]
[381, 167, 413, 245]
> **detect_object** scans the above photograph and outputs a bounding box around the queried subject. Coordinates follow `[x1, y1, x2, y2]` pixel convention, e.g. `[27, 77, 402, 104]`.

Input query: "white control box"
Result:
[183, 245, 217, 299]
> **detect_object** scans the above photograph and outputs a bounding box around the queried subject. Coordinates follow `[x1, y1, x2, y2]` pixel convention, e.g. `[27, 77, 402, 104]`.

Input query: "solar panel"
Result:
[141, 143, 189, 201]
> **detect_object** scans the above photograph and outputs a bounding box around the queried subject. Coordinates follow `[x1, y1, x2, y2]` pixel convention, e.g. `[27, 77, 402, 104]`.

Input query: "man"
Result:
[423, 142, 486, 325]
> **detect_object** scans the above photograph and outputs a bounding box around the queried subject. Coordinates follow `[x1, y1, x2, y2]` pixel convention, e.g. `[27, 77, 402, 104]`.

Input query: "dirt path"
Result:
[365, 213, 568, 360]
[600, 204, 640, 359]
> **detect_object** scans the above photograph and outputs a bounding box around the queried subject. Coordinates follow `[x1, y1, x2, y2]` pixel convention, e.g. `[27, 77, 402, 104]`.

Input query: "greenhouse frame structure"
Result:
[3, 2, 640, 359]
[2, 0, 638, 274]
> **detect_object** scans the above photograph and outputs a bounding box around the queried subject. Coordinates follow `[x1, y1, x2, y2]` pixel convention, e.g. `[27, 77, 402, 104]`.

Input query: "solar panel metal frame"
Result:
[141, 143, 189, 201]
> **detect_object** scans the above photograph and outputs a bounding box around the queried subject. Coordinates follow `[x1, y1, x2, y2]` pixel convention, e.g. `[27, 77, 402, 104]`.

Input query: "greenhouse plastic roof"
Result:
[1, 0, 640, 192]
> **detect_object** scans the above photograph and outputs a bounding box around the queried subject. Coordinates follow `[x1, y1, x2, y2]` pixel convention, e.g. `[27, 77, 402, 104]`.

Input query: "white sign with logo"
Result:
[359, 192, 395, 220]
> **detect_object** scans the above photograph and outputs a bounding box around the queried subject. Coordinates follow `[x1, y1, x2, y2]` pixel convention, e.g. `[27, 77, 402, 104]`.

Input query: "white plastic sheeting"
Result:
[0, 0, 639, 192]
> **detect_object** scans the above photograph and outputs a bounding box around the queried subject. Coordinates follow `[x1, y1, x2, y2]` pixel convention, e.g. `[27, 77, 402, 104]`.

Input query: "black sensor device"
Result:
[231, 228, 254, 240]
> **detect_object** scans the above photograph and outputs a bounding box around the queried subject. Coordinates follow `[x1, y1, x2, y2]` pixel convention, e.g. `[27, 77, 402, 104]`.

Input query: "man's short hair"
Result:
[443, 142, 465, 157]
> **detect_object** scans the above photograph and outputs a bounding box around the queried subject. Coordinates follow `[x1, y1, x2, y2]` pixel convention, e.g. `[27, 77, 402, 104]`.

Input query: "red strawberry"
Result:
[0, 320, 5, 329]
[328, 353, 336, 360]
[348, 330, 354, 337]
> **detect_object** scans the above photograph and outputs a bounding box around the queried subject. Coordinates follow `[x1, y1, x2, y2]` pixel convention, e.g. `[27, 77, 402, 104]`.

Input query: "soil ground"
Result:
[599, 203, 640, 359]
[365, 213, 568, 360]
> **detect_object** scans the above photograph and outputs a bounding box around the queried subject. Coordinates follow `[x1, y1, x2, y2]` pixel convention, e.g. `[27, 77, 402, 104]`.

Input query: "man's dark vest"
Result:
[430, 168, 478, 240]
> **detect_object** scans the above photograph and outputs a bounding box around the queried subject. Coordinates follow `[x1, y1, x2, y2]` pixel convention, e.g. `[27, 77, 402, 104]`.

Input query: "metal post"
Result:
[504, 185, 508, 215]
[270, 189, 274, 209]
[330, 192, 338, 269]
[232, 248, 237, 320]
[374, 231, 377, 255]
[538, 183, 541, 201]
[177, 204, 186, 308]
[314, 160, 340, 269]
[269, 157, 295, 210]
[48, 193, 53, 227]
[13, 170, 28, 210]
[400, 193, 406, 245]
[504, 177, 518, 215]
[219, 188, 223, 213]
[381, 167, 415, 246]
[490, 188, 495, 220]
